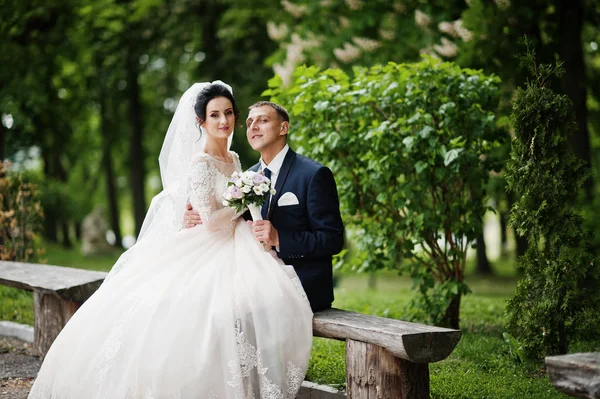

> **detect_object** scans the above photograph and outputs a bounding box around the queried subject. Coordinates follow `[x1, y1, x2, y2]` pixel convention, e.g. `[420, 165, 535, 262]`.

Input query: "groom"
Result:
[184, 101, 344, 312]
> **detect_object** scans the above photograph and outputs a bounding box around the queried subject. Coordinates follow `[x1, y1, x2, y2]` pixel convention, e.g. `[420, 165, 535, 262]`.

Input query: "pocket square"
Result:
[277, 192, 299, 206]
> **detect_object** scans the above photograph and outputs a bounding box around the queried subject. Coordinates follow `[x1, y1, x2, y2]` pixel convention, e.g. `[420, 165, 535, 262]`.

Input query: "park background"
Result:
[1, 0, 600, 397]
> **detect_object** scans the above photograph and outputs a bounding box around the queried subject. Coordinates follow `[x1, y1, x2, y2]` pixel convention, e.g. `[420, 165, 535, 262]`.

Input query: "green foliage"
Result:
[265, 0, 470, 73]
[266, 58, 505, 327]
[505, 43, 600, 361]
[502, 332, 525, 364]
[0, 161, 44, 262]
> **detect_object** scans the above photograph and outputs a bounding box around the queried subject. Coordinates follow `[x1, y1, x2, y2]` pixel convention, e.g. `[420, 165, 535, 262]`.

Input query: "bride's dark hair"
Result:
[194, 83, 240, 124]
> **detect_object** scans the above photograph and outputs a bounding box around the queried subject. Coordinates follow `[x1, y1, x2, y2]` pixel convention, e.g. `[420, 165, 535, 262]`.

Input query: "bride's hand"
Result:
[183, 203, 202, 228]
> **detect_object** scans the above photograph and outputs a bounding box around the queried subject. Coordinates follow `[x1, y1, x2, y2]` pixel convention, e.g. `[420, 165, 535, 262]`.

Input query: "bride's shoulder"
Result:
[190, 152, 214, 167]
[228, 150, 239, 159]
[191, 151, 210, 161]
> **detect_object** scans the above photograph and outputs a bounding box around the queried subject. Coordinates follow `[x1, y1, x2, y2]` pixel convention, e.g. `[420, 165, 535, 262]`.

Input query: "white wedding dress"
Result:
[28, 151, 313, 399]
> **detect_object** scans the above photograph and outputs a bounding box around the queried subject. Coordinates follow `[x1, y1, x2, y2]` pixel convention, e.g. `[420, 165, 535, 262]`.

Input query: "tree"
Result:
[267, 59, 504, 328]
[505, 43, 600, 360]
[0, 162, 44, 262]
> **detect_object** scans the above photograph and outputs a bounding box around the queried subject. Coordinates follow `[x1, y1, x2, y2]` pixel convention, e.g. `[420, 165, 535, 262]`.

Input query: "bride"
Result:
[28, 81, 313, 399]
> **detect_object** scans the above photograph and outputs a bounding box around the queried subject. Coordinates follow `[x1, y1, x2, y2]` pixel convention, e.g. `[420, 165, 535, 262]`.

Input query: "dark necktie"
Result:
[261, 168, 272, 219]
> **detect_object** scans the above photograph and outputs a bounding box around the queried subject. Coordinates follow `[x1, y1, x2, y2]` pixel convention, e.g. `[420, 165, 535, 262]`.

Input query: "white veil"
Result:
[106, 81, 234, 280]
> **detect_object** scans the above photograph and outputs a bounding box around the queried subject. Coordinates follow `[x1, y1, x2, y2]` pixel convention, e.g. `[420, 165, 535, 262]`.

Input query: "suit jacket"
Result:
[249, 148, 344, 311]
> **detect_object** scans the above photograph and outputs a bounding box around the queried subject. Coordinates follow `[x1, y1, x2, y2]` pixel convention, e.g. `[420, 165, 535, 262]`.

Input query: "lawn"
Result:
[1, 243, 590, 398]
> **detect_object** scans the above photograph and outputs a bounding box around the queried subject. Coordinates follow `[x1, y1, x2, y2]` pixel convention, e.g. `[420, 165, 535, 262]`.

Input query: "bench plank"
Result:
[546, 352, 600, 398]
[0, 261, 107, 356]
[313, 308, 461, 363]
[0, 261, 107, 302]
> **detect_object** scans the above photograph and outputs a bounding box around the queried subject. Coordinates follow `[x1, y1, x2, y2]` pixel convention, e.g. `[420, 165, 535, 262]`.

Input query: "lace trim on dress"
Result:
[285, 361, 304, 399]
[94, 295, 142, 388]
[224, 319, 305, 399]
[290, 277, 310, 306]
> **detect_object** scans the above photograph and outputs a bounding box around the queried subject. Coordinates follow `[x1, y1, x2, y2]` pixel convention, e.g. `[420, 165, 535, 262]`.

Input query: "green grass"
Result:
[0, 245, 590, 398]
[0, 286, 34, 326]
[39, 241, 125, 272]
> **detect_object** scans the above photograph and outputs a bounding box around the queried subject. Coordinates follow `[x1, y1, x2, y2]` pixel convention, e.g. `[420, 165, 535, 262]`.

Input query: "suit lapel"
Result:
[268, 149, 296, 219]
[248, 162, 260, 172]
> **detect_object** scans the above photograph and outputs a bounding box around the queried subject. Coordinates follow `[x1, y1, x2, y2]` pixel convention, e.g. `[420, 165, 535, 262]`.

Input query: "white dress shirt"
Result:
[259, 144, 289, 192]
[260, 144, 289, 251]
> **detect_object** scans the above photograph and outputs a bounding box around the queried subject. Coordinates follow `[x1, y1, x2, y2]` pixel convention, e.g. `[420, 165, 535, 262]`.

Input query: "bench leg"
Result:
[33, 291, 80, 357]
[346, 339, 430, 399]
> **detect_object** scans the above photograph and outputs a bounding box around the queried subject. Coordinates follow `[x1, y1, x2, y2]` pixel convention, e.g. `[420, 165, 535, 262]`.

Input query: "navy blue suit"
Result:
[250, 148, 344, 311]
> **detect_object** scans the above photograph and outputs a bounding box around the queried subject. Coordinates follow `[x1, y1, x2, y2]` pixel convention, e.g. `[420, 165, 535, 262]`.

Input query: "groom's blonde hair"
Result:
[249, 101, 290, 123]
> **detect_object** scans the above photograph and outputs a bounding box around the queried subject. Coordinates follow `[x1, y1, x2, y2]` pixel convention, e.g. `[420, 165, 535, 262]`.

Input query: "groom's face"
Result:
[246, 105, 288, 153]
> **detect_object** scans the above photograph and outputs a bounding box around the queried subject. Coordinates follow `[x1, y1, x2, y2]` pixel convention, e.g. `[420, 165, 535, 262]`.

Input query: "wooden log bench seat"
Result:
[0, 260, 107, 356]
[0, 261, 461, 398]
[546, 352, 600, 398]
[311, 308, 461, 398]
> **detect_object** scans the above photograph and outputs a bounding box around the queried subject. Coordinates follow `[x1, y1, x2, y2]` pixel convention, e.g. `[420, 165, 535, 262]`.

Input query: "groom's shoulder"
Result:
[294, 152, 329, 174]
[248, 162, 260, 172]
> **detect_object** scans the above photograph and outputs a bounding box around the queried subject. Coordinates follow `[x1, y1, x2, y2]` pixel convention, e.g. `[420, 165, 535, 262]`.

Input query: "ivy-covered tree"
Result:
[267, 59, 504, 328]
[0, 162, 44, 262]
[505, 43, 600, 360]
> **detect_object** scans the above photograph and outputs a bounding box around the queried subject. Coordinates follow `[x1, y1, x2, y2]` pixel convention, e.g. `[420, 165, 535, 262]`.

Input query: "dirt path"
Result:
[0, 336, 40, 399]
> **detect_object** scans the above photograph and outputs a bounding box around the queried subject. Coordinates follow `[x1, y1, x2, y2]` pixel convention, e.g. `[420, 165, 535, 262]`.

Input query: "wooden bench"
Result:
[312, 308, 461, 398]
[0, 261, 461, 398]
[546, 352, 600, 398]
[0, 260, 107, 356]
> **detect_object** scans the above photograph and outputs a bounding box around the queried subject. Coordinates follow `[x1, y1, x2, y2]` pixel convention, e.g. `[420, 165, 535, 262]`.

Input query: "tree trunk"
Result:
[74, 222, 82, 241]
[558, 0, 592, 200]
[41, 150, 58, 243]
[368, 271, 377, 290]
[0, 120, 5, 161]
[442, 294, 461, 329]
[475, 232, 493, 275]
[61, 222, 72, 248]
[100, 95, 122, 247]
[499, 210, 508, 258]
[43, 219, 58, 243]
[126, 45, 146, 236]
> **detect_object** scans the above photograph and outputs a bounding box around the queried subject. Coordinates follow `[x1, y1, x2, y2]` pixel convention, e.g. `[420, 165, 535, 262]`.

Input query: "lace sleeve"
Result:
[188, 154, 239, 231]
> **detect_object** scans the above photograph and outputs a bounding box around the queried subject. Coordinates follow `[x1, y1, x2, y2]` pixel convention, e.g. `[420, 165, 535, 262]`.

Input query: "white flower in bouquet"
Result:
[222, 170, 275, 220]
[241, 185, 252, 193]
[259, 183, 270, 194]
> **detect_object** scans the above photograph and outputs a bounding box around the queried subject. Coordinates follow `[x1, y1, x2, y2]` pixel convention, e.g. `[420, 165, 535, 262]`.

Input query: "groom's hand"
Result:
[252, 220, 279, 247]
[183, 203, 201, 228]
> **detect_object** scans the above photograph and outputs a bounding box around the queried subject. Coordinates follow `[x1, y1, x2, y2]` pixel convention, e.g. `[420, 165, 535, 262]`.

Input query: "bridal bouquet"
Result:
[223, 170, 276, 221]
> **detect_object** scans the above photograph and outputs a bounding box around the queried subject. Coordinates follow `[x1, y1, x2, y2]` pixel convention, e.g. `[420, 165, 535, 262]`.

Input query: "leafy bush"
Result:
[0, 161, 44, 261]
[505, 42, 600, 361]
[266, 58, 505, 328]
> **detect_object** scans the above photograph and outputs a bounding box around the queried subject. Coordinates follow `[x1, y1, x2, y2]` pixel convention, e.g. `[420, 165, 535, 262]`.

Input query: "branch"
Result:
[369, 101, 389, 119]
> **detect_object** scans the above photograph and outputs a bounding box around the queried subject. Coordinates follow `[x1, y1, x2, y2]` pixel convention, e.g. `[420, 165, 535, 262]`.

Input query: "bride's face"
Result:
[201, 97, 235, 140]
